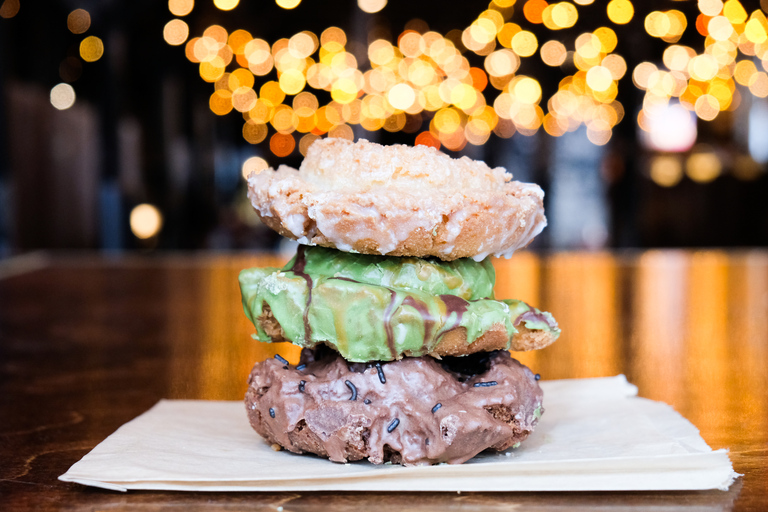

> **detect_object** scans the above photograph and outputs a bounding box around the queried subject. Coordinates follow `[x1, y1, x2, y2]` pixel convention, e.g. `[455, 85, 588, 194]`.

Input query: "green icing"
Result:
[239, 247, 560, 362]
[284, 246, 496, 300]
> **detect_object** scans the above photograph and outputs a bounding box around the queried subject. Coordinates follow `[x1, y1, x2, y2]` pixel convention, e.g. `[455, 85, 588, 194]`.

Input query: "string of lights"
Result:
[153, 0, 768, 162]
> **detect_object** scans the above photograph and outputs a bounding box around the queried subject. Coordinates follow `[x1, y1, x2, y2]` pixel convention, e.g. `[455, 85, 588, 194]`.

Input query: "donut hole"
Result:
[439, 350, 499, 381]
[383, 444, 402, 465]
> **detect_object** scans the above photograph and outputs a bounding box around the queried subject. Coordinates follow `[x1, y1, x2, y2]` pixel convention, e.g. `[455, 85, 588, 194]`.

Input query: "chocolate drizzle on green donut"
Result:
[239, 246, 560, 362]
[383, 289, 398, 359]
[287, 245, 313, 343]
[402, 296, 435, 352]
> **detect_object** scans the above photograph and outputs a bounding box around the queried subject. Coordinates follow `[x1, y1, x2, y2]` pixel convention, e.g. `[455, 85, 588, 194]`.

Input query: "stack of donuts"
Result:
[240, 138, 560, 465]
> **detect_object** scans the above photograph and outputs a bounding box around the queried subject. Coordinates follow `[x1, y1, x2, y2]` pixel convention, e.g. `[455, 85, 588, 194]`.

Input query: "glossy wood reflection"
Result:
[1, 251, 767, 511]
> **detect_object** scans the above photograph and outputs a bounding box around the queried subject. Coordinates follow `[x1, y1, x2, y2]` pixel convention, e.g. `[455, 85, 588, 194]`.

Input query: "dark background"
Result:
[1, 0, 766, 255]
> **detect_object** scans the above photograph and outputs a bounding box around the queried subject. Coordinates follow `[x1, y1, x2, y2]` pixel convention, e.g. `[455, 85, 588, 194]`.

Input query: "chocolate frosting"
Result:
[245, 349, 543, 466]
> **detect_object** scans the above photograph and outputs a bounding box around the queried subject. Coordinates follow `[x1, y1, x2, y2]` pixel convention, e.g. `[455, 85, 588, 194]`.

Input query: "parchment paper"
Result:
[59, 376, 738, 492]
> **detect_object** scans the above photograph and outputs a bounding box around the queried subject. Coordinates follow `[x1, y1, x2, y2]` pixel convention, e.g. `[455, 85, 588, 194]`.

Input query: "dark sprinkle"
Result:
[296, 364, 307, 371]
[283, 366, 289, 370]
[269, 408, 275, 418]
[345, 380, 358, 401]
[425, 438, 430, 446]
[473, 381, 498, 387]
[535, 373, 541, 381]
[431, 403, 442, 414]
[387, 418, 400, 433]
[364, 398, 371, 404]
[274, 354, 289, 365]
[299, 380, 306, 393]
[375, 363, 386, 384]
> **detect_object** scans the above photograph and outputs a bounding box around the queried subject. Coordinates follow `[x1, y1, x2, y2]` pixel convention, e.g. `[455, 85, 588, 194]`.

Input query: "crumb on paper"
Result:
[271, 443, 282, 452]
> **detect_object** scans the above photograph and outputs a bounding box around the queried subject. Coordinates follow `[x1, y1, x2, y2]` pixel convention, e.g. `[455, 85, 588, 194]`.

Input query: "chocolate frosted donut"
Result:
[245, 348, 543, 465]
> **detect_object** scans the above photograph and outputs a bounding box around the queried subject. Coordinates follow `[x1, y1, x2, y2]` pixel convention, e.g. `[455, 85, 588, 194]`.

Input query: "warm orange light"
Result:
[0, 0, 20, 18]
[169, 0, 194, 16]
[242, 156, 268, 178]
[164, 19, 189, 46]
[67, 9, 91, 34]
[130, 204, 163, 239]
[607, 0, 634, 25]
[269, 133, 296, 156]
[524, 0, 548, 24]
[214, 0, 239, 10]
[80, 36, 105, 62]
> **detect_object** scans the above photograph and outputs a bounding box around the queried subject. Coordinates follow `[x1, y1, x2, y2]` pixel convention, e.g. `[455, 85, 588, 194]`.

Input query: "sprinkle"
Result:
[274, 354, 289, 365]
[431, 403, 442, 413]
[387, 418, 400, 432]
[269, 408, 275, 418]
[296, 364, 307, 371]
[270, 443, 282, 452]
[535, 373, 541, 381]
[375, 363, 386, 384]
[299, 380, 306, 393]
[364, 398, 371, 404]
[425, 438, 430, 446]
[345, 380, 357, 401]
[473, 381, 498, 387]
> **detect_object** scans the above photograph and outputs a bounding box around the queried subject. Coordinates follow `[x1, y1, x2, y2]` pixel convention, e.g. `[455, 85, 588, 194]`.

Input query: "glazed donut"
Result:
[247, 138, 547, 261]
[245, 348, 543, 465]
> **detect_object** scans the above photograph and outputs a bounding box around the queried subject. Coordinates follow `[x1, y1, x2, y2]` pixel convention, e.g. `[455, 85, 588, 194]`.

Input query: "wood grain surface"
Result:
[1, 250, 766, 511]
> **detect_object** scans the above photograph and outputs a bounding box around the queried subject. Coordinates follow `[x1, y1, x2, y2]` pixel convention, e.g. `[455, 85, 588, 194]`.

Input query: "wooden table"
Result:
[1, 250, 766, 510]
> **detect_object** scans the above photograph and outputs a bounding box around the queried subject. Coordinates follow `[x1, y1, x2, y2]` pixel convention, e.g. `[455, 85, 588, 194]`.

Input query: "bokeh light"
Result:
[0, 0, 20, 19]
[650, 155, 683, 187]
[358, 0, 387, 14]
[50, 83, 76, 110]
[169, 0, 194, 16]
[80, 36, 104, 63]
[67, 9, 91, 34]
[242, 156, 269, 178]
[607, 0, 634, 25]
[165, 0, 768, 154]
[276, 0, 302, 9]
[130, 204, 164, 239]
[164, 19, 190, 46]
[214, 0, 240, 10]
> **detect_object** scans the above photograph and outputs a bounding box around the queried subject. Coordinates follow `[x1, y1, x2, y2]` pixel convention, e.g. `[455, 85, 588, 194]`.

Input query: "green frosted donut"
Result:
[239, 246, 560, 362]
[282, 246, 496, 300]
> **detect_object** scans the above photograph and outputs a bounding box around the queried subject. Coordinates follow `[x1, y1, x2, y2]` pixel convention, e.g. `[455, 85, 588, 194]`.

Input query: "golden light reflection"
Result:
[494, 253, 542, 370]
[539, 253, 621, 379]
[726, 253, 768, 448]
[684, 252, 730, 441]
[629, 251, 688, 407]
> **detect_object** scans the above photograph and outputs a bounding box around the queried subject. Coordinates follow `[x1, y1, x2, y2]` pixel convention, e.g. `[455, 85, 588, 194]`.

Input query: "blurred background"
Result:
[1, 0, 767, 256]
